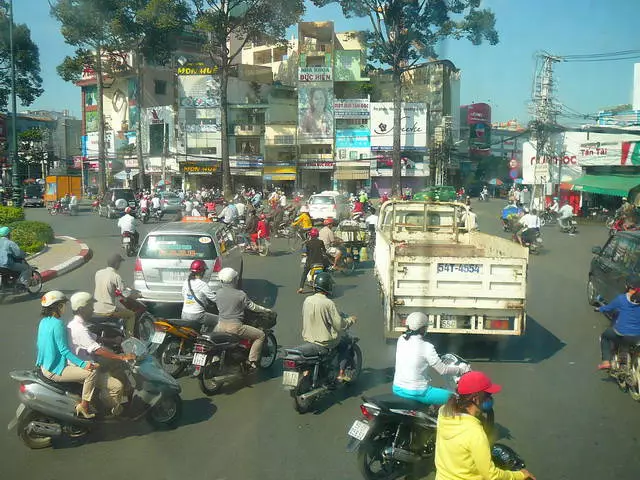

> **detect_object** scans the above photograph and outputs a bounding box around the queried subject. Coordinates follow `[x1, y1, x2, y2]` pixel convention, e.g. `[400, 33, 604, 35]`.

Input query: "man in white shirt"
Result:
[517, 208, 541, 245]
[234, 200, 246, 219]
[139, 195, 149, 210]
[184, 199, 193, 216]
[67, 292, 135, 416]
[462, 208, 478, 231]
[117, 207, 138, 246]
[558, 202, 574, 229]
[151, 195, 161, 211]
[219, 201, 239, 225]
[69, 193, 78, 214]
[279, 193, 287, 208]
[318, 219, 343, 270]
[549, 197, 559, 213]
[93, 254, 137, 336]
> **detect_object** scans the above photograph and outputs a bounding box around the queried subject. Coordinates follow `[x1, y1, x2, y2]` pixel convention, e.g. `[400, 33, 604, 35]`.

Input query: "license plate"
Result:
[7, 404, 25, 431]
[441, 318, 457, 329]
[437, 263, 481, 274]
[150, 331, 166, 344]
[122, 237, 131, 244]
[162, 271, 187, 282]
[192, 353, 208, 366]
[282, 370, 300, 387]
[348, 420, 370, 440]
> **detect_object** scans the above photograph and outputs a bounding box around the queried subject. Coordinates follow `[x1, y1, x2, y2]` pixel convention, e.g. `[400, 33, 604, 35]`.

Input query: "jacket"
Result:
[292, 213, 312, 229]
[0, 237, 25, 267]
[303, 238, 326, 266]
[36, 316, 87, 375]
[435, 409, 525, 480]
[302, 293, 349, 348]
[600, 293, 640, 336]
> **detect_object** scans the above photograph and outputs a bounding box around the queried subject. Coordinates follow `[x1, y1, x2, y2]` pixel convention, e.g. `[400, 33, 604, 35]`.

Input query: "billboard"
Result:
[298, 84, 334, 144]
[334, 99, 369, 119]
[370, 103, 427, 151]
[299, 67, 332, 82]
[522, 141, 581, 185]
[335, 129, 370, 148]
[178, 75, 221, 108]
[465, 103, 491, 154]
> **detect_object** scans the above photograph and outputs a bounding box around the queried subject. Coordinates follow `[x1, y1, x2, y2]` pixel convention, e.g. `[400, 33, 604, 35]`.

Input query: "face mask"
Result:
[480, 396, 494, 412]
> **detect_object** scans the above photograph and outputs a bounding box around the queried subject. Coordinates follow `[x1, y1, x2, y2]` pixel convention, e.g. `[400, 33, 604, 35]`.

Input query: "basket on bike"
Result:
[245, 309, 277, 329]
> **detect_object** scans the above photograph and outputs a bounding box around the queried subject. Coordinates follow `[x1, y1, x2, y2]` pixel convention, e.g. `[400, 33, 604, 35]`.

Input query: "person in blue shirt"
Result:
[36, 291, 100, 418]
[0, 225, 33, 288]
[597, 283, 640, 370]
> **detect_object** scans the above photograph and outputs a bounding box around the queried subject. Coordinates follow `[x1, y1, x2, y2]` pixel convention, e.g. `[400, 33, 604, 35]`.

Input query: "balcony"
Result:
[231, 124, 265, 136]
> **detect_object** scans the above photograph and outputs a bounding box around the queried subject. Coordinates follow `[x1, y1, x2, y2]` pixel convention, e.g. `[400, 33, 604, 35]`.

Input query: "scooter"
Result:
[0, 264, 43, 297]
[558, 216, 578, 234]
[7, 338, 182, 450]
[121, 231, 137, 257]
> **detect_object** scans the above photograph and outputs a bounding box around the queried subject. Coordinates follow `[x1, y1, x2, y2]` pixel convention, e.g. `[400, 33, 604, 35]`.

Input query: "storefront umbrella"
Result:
[487, 178, 504, 186]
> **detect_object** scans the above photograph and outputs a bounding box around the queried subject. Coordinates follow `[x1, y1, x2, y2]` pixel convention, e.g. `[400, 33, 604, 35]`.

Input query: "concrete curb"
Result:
[40, 236, 93, 283]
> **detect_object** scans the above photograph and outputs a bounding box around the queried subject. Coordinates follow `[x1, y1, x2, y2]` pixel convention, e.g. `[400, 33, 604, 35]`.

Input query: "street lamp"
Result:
[8, 0, 21, 206]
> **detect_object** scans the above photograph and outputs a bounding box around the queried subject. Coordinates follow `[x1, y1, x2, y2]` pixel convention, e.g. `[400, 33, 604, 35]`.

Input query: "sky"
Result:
[12, 0, 640, 125]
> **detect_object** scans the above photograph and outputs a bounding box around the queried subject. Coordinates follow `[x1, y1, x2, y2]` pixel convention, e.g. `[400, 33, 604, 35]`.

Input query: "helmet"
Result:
[125, 207, 132, 214]
[523, 207, 529, 213]
[190, 259, 207, 274]
[457, 371, 502, 395]
[323, 218, 334, 226]
[259, 213, 266, 220]
[41, 290, 67, 307]
[309, 227, 319, 238]
[300, 205, 309, 213]
[313, 272, 333, 294]
[70, 292, 94, 310]
[0, 226, 10, 237]
[406, 312, 429, 331]
[218, 267, 238, 284]
[622, 197, 628, 201]
[553, 197, 558, 201]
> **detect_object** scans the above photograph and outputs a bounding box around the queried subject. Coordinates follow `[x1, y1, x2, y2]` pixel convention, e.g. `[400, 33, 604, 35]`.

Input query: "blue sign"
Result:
[335, 129, 370, 148]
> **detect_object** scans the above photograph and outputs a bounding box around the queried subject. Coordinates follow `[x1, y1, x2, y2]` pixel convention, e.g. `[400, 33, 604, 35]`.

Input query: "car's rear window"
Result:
[310, 196, 335, 205]
[113, 190, 135, 201]
[24, 185, 43, 197]
[139, 234, 217, 260]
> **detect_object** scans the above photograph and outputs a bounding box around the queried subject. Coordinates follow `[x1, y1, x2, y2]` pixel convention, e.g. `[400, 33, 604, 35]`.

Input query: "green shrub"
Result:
[9, 221, 55, 254]
[0, 206, 25, 225]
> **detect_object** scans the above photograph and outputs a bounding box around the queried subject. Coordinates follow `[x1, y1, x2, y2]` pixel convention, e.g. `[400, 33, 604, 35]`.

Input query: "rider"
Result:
[302, 271, 357, 382]
[436, 371, 536, 480]
[597, 282, 640, 370]
[151, 193, 162, 214]
[292, 205, 313, 231]
[139, 194, 150, 213]
[117, 207, 139, 247]
[214, 267, 273, 370]
[93, 254, 137, 336]
[36, 291, 99, 419]
[318, 218, 344, 270]
[250, 213, 270, 250]
[298, 227, 327, 294]
[392, 312, 469, 405]
[181, 260, 219, 330]
[517, 207, 540, 246]
[549, 196, 560, 214]
[67, 292, 135, 416]
[69, 192, 79, 214]
[0, 225, 33, 289]
[501, 201, 521, 230]
[219, 200, 239, 225]
[558, 202, 574, 229]
[352, 199, 365, 220]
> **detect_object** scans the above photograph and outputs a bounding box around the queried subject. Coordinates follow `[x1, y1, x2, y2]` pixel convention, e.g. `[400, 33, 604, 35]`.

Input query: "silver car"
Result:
[134, 220, 244, 304]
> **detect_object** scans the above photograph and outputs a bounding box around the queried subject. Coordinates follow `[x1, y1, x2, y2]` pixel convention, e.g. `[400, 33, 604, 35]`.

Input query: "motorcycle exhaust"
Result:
[299, 385, 328, 402]
[383, 446, 420, 464]
[27, 421, 62, 438]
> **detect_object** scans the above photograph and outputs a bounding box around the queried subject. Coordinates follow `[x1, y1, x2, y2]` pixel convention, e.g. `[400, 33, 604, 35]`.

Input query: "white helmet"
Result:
[218, 267, 238, 284]
[300, 205, 309, 213]
[406, 312, 429, 331]
[70, 292, 94, 311]
[41, 290, 67, 307]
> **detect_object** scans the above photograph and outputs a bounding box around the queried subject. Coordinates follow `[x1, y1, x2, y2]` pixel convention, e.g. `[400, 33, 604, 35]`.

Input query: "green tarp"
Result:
[568, 175, 640, 197]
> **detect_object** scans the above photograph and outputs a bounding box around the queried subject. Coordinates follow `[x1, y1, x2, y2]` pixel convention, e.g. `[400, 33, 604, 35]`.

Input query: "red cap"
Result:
[309, 227, 319, 238]
[457, 371, 502, 395]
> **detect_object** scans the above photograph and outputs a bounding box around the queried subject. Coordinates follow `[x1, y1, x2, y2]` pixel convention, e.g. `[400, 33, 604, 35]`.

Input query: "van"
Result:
[588, 231, 640, 304]
[133, 220, 243, 304]
[308, 191, 349, 221]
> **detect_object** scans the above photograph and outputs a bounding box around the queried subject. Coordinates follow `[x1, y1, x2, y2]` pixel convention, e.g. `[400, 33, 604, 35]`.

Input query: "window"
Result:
[154, 80, 167, 95]
[149, 123, 166, 156]
[274, 135, 294, 145]
[139, 235, 217, 260]
[612, 237, 638, 268]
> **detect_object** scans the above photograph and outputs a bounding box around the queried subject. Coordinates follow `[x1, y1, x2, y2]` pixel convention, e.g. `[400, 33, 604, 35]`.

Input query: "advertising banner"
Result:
[178, 75, 221, 108]
[562, 131, 640, 167]
[298, 67, 332, 82]
[180, 162, 220, 174]
[370, 103, 427, 151]
[522, 141, 582, 185]
[334, 100, 370, 119]
[298, 84, 334, 144]
[465, 103, 491, 153]
[335, 129, 370, 148]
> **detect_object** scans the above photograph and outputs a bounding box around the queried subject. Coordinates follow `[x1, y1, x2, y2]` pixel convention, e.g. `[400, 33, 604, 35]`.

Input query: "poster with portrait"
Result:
[298, 84, 334, 144]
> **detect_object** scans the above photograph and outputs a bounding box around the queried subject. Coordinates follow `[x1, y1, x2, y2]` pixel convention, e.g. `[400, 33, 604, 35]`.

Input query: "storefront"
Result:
[263, 165, 297, 194]
[334, 161, 370, 193]
[369, 152, 429, 196]
[567, 172, 640, 214]
[179, 161, 221, 190]
[298, 160, 334, 193]
[230, 156, 263, 190]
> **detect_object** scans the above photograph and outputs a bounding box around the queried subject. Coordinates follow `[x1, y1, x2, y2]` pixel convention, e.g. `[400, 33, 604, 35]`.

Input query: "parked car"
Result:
[588, 231, 640, 305]
[99, 188, 136, 218]
[307, 191, 350, 221]
[22, 184, 45, 208]
[133, 219, 244, 304]
[160, 192, 182, 214]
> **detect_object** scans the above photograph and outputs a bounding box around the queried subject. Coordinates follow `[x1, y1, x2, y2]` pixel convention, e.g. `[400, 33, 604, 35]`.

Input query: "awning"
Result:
[568, 175, 640, 197]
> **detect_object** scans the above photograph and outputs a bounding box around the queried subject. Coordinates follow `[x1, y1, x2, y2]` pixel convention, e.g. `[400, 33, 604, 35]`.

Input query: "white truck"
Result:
[374, 200, 528, 339]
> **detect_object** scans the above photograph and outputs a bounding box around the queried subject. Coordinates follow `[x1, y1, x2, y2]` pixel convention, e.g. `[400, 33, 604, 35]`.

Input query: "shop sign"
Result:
[176, 62, 218, 76]
[180, 162, 219, 174]
[335, 129, 370, 148]
[264, 166, 296, 174]
[370, 103, 427, 150]
[334, 100, 369, 119]
[298, 160, 335, 170]
[229, 155, 264, 168]
[298, 67, 332, 82]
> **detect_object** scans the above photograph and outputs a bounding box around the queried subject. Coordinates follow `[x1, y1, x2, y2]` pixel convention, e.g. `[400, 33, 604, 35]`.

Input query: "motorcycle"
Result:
[283, 322, 362, 414]
[121, 231, 137, 257]
[91, 200, 100, 214]
[150, 317, 205, 377]
[138, 207, 150, 224]
[540, 208, 556, 227]
[48, 201, 69, 216]
[152, 207, 164, 222]
[301, 253, 327, 289]
[512, 228, 542, 255]
[558, 216, 578, 234]
[346, 354, 494, 479]
[0, 264, 43, 297]
[7, 338, 182, 450]
[192, 310, 278, 395]
[596, 297, 640, 401]
[609, 217, 638, 237]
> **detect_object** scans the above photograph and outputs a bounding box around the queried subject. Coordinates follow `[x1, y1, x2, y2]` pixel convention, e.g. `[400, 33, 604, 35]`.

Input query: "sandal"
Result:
[75, 403, 95, 419]
[598, 362, 611, 370]
[297, 288, 304, 294]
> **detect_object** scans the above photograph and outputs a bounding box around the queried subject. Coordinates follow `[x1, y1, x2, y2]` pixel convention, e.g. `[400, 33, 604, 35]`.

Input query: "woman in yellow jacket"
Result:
[291, 205, 313, 230]
[435, 371, 535, 480]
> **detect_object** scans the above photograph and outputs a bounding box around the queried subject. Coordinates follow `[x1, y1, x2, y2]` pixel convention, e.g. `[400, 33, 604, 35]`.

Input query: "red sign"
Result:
[466, 103, 491, 124]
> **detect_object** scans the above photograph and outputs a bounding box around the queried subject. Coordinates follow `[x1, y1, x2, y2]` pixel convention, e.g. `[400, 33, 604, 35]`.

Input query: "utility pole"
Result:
[8, 0, 21, 206]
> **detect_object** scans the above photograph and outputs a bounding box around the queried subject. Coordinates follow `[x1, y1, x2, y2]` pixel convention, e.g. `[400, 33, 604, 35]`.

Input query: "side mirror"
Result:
[592, 246, 602, 255]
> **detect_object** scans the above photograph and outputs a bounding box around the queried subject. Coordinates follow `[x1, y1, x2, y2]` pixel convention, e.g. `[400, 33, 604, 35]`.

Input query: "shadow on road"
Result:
[432, 316, 566, 364]
[244, 278, 280, 309]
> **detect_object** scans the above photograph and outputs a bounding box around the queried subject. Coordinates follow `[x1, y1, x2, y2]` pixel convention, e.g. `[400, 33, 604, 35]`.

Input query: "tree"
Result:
[314, 0, 499, 196]
[18, 127, 49, 179]
[112, 0, 190, 190]
[51, 0, 126, 195]
[0, 0, 44, 110]
[189, 0, 304, 198]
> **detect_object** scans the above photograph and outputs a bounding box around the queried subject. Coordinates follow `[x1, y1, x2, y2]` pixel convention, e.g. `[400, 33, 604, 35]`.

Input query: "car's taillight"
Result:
[283, 359, 297, 369]
[212, 257, 222, 272]
[360, 404, 375, 420]
[134, 258, 144, 281]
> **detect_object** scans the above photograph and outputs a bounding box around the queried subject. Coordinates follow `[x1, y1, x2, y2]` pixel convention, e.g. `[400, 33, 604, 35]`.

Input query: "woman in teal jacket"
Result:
[36, 291, 99, 418]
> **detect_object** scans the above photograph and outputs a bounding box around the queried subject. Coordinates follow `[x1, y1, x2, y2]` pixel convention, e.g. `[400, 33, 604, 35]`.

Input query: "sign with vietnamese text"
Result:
[334, 100, 369, 119]
[298, 67, 332, 82]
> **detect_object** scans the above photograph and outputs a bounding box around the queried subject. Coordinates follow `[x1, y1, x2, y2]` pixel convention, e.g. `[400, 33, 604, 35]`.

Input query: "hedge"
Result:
[0, 206, 25, 225]
[9, 221, 55, 254]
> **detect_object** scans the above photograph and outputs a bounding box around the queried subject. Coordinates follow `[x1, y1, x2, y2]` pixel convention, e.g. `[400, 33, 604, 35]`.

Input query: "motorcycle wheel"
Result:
[292, 375, 313, 414]
[259, 333, 278, 369]
[49, 208, 57, 216]
[342, 255, 356, 275]
[136, 313, 155, 342]
[18, 411, 54, 449]
[147, 394, 182, 429]
[611, 352, 628, 391]
[142, 215, 149, 224]
[27, 270, 43, 295]
[258, 239, 270, 257]
[160, 339, 186, 378]
[345, 343, 363, 384]
[199, 362, 224, 396]
[288, 234, 302, 253]
[357, 424, 406, 480]
[540, 216, 547, 227]
[629, 355, 640, 401]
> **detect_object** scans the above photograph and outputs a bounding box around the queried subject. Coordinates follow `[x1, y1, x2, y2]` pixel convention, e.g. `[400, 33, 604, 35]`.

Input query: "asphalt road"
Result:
[2, 201, 639, 480]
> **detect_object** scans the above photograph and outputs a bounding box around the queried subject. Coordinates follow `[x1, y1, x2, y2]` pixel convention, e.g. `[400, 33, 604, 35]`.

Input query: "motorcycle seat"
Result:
[199, 332, 240, 344]
[364, 394, 428, 412]
[168, 318, 205, 330]
[619, 335, 640, 346]
[36, 369, 83, 396]
[284, 342, 330, 359]
[0, 267, 17, 277]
